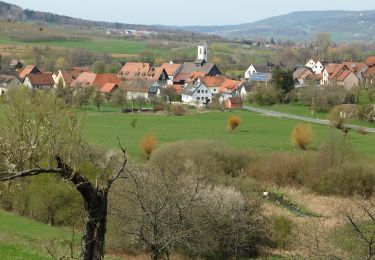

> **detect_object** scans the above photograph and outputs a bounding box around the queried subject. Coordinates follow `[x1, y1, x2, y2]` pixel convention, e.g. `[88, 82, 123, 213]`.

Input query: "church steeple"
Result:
[197, 42, 208, 62]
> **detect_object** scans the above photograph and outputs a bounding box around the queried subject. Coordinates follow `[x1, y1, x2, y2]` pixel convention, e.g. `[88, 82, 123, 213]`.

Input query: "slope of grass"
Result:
[82, 110, 375, 159]
[0, 209, 120, 259]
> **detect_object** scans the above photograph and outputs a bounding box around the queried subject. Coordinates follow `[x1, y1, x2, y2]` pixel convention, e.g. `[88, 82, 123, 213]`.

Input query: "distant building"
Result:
[181, 81, 212, 105]
[0, 74, 22, 95]
[24, 73, 55, 90]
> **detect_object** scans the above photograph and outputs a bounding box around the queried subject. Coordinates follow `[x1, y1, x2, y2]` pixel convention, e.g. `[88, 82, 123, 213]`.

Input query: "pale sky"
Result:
[5, 0, 375, 26]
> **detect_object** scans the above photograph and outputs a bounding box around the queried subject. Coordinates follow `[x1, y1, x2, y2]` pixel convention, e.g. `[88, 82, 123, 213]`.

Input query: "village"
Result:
[1, 42, 374, 111]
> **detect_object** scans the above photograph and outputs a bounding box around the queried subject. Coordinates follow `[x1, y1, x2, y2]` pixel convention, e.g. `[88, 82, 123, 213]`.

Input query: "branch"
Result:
[106, 138, 127, 190]
[0, 168, 63, 181]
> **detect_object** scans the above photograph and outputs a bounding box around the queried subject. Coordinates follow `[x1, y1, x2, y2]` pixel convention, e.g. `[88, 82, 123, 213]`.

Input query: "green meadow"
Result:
[82, 110, 375, 159]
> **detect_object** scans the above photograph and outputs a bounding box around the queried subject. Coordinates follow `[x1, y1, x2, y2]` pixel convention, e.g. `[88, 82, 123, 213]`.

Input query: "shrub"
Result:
[253, 85, 282, 106]
[140, 134, 158, 159]
[291, 124, 313, 150]
[357, 105, 375, 122]
[329, 106, 346, 129]
[356, 127, 368, 135]
[130, 118, 138, 128]
[171, 105, 187, 116]
[228, 115, 241, 131]
[272, 215, 294, 249]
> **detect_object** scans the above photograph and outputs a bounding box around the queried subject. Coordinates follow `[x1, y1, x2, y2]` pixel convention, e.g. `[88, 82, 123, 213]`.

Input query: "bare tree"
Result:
[0, 88, 127, 259]
[346, 202, 375, 260]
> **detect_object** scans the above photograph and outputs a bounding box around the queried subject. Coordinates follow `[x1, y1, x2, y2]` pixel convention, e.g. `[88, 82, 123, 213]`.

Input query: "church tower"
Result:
[197, 42, 208, 62]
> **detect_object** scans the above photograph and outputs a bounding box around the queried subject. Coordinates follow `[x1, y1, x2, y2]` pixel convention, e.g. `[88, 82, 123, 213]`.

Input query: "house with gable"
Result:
[343, 62, 368, 83]
[244, 64, 273, 79]
[17, 65, 41, 82]
[181, 81, 212, 105]
[293, 66, 314, 87]
[123, 79, 160, 101]
[161, 62, 182, 85]
[53, 68, 87, 88]
[24, 73, 55, 90]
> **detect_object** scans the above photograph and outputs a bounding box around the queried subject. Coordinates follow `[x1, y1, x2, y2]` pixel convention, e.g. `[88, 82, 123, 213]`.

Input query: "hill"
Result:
[181, 10, 375, 42]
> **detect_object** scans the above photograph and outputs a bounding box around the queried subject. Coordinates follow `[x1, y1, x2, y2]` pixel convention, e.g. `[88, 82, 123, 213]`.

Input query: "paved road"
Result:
[243, 106, 375, 134]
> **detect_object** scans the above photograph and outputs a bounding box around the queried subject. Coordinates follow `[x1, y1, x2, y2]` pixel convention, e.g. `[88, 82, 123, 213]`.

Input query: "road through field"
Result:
[243, 106, 375, 134]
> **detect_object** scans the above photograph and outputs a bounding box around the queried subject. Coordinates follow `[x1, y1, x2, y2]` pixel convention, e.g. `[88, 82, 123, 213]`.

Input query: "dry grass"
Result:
[291, 124, 313, 150]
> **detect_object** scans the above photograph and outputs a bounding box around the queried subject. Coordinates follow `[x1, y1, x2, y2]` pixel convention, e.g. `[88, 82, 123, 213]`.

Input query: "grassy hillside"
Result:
[82, 110, 375, 159]
[0, 209, 121, 259]
[0, 209, 75, 259]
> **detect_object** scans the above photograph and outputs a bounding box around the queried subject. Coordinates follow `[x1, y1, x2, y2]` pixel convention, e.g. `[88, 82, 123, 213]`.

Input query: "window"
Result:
[196, 97, 200, 101]
[205, 90, 208, 93]
[197, 90, 200, 93]
[201, 97, 204, 100]
[214, 89, 216, 92]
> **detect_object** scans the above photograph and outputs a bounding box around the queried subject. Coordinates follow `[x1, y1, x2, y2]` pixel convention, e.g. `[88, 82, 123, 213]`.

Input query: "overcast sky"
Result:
[5, 0, 375, 26]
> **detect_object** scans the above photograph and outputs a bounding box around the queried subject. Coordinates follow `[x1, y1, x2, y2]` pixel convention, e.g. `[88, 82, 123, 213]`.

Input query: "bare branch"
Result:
[0, 168, 63, 181]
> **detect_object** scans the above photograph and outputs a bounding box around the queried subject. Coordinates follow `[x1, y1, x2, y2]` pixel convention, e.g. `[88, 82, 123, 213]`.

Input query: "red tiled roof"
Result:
[336, 70, 352, 81]
[101, 83, 118, 93]
[27, 73, 54, 85]
[118, 62, 151, 78]
[365, 56, 375, 67]
[161, 63, 182, 76]
[325, 64, 339, 74]
[18, 65, 39, 80]
[148, 67, 165, 81]
[93, 74, 120, 90]
[342, 62, 366, 74]
[329, 64, 348, 80]
[72, 72, 97, 88]
[60, 70, 82, 85]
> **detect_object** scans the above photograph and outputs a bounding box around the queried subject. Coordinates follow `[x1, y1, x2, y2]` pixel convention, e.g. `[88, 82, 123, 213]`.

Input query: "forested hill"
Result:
[181, 10, 375, 42]
[0, 1, 166, 31]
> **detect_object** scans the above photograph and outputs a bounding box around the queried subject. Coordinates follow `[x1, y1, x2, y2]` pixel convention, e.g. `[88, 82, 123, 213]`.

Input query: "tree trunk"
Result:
[56, 157, 108, 260]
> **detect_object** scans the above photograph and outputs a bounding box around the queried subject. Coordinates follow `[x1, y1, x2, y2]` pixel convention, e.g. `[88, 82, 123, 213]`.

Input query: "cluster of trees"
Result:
[252, 66, 295, 105]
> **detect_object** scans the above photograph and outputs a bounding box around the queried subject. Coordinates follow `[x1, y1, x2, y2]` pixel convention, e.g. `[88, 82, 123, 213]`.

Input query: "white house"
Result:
[312, 61, 324, 74]
[305, 59, 316, 69]
[244, 64, 257, 79]
[181, 81, 212, 105]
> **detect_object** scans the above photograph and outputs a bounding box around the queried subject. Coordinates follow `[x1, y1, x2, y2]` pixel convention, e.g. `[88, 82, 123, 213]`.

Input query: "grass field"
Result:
[82, 110, 375, 159]
[0, 209, 74, 259]
[0, 209, 120, 259]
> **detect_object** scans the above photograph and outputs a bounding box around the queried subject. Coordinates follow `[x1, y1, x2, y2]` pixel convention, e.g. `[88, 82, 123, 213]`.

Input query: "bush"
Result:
[301, 86, 348, 112]
[329, 106, 346, 129]
[253, 85, 282, 106]
[356, 127, 368, 135]
[291, 124, 313, 150]
[357, 105, 375, 122]
[248, 135, 375, 198]
[228, 115, 241, 131]
[272, 216, 294, 249]
[140, 134, 158, 159]
[171, 105, 187, 116]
